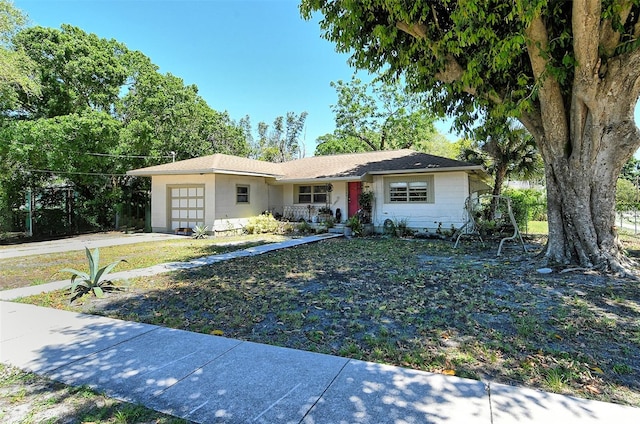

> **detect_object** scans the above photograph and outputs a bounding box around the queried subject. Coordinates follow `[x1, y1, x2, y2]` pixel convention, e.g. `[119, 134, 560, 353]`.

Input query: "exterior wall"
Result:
[213, 174, 281, 231]
[268, 185, 284, 217]
[372, 172, 470, 232]
[279, 181, 349, 223]
[149, 171, 472, 233]
[150, 174, 282, 233]
[150, 174, 215, 233]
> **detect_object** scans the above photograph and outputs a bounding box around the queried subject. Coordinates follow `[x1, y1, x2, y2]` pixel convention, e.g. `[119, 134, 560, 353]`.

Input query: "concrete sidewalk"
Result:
[0, 232, 185, 260]
[1, 301, 638, 423]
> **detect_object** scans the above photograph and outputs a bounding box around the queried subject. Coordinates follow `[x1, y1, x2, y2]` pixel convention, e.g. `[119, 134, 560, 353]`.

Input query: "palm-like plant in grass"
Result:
[61, 247, 127, 302]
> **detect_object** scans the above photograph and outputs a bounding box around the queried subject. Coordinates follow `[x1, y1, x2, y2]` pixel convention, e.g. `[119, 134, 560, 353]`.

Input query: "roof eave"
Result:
[273, 176, 364, 184]
[368, 165, 486, 176]
[127, 169, 283, 178]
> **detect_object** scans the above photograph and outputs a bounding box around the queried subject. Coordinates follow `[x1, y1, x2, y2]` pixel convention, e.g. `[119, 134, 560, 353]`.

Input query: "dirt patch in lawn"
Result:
[18, 236, 640, 407]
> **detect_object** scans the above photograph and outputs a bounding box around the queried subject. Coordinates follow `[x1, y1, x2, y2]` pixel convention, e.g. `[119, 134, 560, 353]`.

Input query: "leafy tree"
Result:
[315, 133, 370, 155]
[13, 24, 128, 118]
[460, 117, 543, 209]
[316, 77, 442, 155]
[620, 156, 640, 183]
[1, 20, 250, 231]
[118, 63, 249, 161]
[0, 111, 124, 228]
[0, 0, 40, 115]
[616, 178, 640, 212]
[301, 1, 640, 272]
[251, 112, 308, 162]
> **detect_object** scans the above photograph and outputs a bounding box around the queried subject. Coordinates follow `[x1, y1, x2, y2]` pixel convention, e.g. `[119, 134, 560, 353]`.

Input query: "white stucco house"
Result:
[127, 149, 490, 234]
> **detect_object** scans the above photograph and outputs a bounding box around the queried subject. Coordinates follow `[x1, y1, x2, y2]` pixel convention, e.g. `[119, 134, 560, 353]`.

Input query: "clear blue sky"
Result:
[12, 0, 640, 158]
[13, 0, 458, 156]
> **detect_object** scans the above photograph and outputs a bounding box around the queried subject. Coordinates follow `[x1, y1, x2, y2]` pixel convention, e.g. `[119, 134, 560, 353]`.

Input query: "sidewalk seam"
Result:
[153, 339, 244, 401]
[298, 358, 351, 423]
[486, 380, 494, 424]
[45, 325, 162, 376]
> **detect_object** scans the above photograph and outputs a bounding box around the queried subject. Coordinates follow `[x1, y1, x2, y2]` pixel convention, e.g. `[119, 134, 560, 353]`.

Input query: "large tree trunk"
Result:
[541, 127, 634, 272]
[519, 9, 640, 273]
[534, 103, 640, 272]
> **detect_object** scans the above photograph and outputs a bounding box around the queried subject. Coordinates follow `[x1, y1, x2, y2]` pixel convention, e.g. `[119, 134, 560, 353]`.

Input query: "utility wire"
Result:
[26, 169, 128, 177]
[85, 152, 175, 159]
[7, 140, 175, 160]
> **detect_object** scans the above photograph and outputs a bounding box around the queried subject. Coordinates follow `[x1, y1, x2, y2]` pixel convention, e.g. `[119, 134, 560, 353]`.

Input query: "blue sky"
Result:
[13, 0, 460, 156]
[12, 0, 640, 158]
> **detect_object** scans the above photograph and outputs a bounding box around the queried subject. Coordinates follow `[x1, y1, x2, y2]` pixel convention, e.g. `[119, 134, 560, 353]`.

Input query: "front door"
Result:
[348, 182, 362, 218]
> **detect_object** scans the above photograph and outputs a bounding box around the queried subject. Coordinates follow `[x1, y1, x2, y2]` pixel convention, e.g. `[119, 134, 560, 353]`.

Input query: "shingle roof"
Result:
[127, 149, 483, 180]
[127, 154, 284, 177]
[278, 150, 479, 181]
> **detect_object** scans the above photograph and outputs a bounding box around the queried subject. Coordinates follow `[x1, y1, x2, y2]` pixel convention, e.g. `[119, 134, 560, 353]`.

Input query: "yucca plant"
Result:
[192, 225, 209, 239]
[61, 247, 127, 302]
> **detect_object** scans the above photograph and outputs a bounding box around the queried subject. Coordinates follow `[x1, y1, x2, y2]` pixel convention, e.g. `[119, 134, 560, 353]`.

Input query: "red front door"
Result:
[348, 182, 362, 218]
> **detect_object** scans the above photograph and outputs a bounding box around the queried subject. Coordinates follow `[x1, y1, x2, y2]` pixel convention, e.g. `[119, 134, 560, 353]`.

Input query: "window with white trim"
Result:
[296, 185, 328, 203]
[236, 185, 249, 203]
[385, 176, 434, 203]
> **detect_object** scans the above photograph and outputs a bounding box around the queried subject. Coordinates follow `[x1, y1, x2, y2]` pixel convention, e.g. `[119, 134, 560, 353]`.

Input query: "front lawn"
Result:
[0, 234, 286, 290]
[15, 236, 640, 407]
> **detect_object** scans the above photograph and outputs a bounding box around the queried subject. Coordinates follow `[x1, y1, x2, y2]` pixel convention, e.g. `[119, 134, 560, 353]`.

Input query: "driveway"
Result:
[0, 232, 184, 259]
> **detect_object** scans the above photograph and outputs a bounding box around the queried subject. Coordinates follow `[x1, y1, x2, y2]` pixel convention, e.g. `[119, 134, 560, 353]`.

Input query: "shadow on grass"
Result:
[14, 237, 640, 408]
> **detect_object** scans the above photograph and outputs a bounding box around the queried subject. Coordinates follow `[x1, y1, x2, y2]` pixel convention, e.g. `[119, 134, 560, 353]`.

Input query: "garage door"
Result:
[169, 186, 205, 230]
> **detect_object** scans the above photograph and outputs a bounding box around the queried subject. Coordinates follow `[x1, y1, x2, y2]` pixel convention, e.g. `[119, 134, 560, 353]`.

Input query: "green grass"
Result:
[12, 235, 640, 408]
[524, 220, 548, 235]
[0, 234, 286, 290]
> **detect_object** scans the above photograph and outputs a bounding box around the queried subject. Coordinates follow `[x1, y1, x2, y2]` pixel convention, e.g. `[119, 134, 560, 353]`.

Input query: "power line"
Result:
[26, 169, 128, 177]
[7, 140, 175, 161]
[85, 152, 175, 160]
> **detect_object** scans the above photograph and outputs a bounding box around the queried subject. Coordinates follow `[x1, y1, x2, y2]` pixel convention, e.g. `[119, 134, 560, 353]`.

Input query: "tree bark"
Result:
[535, 77, 640, 272]
[518, 8, 640, 273]
[488, 166, 507, 221]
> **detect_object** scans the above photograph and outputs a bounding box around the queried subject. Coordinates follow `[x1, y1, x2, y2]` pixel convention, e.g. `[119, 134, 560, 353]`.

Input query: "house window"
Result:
[385, 176, 434, 203]
[236, 185, 250, 204]
[296, 185, 329, 203]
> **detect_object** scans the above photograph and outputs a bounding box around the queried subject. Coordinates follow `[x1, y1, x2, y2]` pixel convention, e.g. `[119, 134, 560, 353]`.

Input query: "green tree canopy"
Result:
[247, 112, 308, 162]
[1, 20, 250, 231]
[315, 77, 448, 156]
[14, 24, 128, 118]
[302, 0, 640, 272]
[0, 0, 39, 115]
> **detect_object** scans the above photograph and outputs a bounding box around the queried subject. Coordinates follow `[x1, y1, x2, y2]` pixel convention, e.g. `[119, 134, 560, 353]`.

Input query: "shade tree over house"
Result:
[301, 0, 640, 273]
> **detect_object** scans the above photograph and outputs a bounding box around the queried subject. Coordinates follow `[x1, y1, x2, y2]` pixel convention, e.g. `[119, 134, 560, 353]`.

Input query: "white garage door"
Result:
[169, 186, 205, 230]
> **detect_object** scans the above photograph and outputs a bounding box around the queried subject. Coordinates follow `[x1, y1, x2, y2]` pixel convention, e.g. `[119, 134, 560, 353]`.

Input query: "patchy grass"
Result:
[16, 236, 640, 408]
[523, 220, 548, 235]
[0, 364, 191, 423]
[0, 234, 286, 290]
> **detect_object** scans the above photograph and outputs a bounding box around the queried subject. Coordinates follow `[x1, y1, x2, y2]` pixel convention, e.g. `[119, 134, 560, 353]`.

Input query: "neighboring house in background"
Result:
[127, 149, 490, 234]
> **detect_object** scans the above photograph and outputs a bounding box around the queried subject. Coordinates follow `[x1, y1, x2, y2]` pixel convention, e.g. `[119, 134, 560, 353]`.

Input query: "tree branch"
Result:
[599, 0, 633, 57]
[396, 22, 427, 39]
[524, 14, 568, 154]
[573, 0, 601, 106]
[349, 131, 378, 151]
[396, 22, 503, 105]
